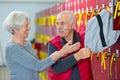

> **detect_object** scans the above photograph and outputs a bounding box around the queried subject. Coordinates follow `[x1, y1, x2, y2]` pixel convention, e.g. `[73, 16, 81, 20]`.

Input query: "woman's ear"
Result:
[12, 29, 17, 34]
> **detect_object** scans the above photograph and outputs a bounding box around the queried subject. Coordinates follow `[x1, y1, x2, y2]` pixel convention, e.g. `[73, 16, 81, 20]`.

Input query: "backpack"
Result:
[85, 10, 120, 53]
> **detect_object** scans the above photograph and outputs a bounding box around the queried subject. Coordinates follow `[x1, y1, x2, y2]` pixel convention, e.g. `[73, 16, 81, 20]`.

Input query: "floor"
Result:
[0, 66, 42, 80]
[0, 66, 10, 80]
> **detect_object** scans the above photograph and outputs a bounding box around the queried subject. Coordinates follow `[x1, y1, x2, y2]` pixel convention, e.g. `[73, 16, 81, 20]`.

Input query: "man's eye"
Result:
[55, 23, 58, 26]
[55, 22, 65, 26]
[61, 22, 65, 25]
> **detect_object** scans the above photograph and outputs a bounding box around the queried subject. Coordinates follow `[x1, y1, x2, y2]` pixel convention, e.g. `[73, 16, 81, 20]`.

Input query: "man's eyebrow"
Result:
[56, 21, 65, 24]
[60, 21, 65, 23]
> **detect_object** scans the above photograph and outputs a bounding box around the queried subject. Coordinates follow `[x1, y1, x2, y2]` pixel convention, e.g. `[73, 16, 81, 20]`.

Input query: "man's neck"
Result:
[64, 30, 74, 42]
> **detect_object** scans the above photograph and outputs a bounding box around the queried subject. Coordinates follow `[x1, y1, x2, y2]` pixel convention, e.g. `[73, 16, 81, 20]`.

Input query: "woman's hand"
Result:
[60, 41, 80, 56]
[50, 41, 80, 62]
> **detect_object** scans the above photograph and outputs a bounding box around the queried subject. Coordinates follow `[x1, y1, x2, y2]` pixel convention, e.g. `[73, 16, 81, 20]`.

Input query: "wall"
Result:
[0, 2, 56, 65]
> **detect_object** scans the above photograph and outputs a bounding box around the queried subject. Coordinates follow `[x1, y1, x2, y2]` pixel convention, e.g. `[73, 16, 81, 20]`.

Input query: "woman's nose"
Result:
[28, 25, 31, 30]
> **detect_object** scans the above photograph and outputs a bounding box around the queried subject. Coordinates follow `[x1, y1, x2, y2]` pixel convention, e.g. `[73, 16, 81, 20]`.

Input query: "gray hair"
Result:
[3, 11, 30, 34]
[57, 10, 76, 26]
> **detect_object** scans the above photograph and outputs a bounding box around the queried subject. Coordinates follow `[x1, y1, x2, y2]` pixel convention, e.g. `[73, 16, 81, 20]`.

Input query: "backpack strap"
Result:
[96, 14, 107, 47]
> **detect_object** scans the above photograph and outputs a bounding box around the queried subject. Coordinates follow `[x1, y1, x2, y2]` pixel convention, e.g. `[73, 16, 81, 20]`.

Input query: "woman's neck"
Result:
[11, 36, 26, 46]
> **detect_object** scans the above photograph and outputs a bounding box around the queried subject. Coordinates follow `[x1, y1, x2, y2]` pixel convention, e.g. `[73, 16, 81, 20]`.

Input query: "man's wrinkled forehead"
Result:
[56, 14, 68, 22]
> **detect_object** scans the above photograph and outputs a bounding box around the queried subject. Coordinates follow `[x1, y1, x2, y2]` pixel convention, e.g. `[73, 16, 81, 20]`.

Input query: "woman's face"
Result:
[14, 20, 31, 39]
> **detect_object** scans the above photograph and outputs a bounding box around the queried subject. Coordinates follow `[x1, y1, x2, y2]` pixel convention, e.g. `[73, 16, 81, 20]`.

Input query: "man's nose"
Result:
[56, 24, 62, 29]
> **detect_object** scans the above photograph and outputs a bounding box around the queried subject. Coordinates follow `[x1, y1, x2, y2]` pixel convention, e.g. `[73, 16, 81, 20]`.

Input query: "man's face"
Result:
[55, 14, 73, 38]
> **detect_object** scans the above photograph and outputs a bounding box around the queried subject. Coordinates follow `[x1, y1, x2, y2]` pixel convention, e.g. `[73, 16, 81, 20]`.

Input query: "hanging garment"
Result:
[85, 10, 120, 53]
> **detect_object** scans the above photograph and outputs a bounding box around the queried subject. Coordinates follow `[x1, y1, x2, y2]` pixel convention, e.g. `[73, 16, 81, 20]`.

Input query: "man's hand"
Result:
[74, 48, 91, 61]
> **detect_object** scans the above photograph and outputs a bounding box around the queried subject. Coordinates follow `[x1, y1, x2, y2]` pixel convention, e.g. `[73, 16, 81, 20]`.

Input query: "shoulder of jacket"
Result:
[49, 35, 61, 44]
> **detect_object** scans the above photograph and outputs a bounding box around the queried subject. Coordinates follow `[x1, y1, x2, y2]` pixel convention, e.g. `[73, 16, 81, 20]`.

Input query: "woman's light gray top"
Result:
[5, 41, 54, 80]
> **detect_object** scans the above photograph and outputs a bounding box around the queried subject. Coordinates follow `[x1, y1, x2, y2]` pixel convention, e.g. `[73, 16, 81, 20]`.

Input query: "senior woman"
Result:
[2, 11, 81, 80]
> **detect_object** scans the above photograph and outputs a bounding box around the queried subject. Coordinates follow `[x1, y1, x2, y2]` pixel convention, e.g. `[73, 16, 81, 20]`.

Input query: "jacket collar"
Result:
[61, 30, 81, 46]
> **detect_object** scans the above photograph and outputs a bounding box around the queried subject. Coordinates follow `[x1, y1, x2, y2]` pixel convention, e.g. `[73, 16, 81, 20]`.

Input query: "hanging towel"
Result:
[85, 10, 120, 53]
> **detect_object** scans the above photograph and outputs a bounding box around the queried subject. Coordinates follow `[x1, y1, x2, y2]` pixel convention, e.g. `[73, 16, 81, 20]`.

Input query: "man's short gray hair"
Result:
[3, 11, 30, 34]
[57, 10, 76, 26]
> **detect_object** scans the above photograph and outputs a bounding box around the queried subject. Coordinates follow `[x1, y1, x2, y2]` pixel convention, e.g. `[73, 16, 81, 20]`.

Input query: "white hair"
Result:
[3, 11, 30, 34]
[57, 10, 76, 26]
